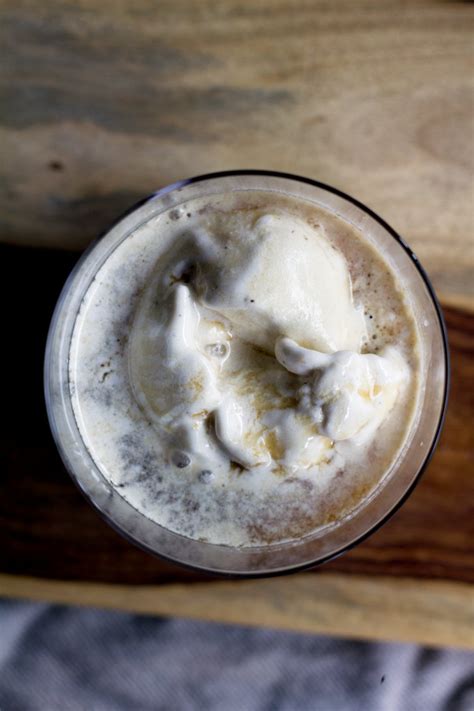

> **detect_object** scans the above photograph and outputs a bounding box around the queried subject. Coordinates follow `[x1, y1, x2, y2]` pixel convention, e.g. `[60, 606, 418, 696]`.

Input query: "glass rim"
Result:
[44, 169, 450, 578]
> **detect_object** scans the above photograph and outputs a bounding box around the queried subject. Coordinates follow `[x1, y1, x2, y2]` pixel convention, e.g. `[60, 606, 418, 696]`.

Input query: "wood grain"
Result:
[2, 0, 473, 309]
[0, 245, 472, 587]
[1, 0, 473, 645]
[1, 572, 473, 650]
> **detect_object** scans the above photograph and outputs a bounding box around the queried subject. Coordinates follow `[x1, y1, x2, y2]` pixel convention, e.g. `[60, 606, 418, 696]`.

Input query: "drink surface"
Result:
[69, 190, 421, 546]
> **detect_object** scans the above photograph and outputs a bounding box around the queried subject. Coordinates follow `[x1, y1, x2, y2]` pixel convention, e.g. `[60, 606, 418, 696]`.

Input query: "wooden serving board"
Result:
[1, 0, 473, 647]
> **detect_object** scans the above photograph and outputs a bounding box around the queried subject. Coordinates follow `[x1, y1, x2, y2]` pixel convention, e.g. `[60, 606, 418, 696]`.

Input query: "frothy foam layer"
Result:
[69, 191, 421, 546]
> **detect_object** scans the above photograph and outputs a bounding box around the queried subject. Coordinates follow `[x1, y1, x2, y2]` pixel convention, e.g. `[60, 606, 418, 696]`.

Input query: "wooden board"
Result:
[0, 244, 473, 648]
[1, 0, 473, 646]
[1, 0, 473, 310]
[2, 573, 473, 650]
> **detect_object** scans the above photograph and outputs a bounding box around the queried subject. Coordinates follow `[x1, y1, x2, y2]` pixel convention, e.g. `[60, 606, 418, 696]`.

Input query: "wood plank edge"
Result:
[0, 572, 472, 650]
[438, 292, 474, 314]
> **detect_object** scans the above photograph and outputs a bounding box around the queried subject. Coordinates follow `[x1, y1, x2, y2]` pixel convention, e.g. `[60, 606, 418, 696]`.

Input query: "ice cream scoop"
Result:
[195, 213, 367, 354]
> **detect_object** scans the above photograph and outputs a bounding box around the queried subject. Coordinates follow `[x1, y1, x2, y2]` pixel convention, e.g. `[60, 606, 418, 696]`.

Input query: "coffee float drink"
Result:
[68, 189, 422, 547]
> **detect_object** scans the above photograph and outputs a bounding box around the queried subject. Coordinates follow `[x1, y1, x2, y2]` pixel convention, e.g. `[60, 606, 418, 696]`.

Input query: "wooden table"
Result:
[1, 0, 473, 648]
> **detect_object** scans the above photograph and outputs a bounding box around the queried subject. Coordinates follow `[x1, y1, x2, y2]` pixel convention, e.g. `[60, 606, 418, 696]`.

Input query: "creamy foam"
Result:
[69, 191, 421, 546]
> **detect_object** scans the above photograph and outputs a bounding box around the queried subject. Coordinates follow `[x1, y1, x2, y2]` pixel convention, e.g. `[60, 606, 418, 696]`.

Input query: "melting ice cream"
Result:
[129, 212, 408, 474]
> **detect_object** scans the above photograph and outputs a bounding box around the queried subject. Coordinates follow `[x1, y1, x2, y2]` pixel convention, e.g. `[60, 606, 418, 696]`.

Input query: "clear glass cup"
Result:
[44, 171, 449, 576]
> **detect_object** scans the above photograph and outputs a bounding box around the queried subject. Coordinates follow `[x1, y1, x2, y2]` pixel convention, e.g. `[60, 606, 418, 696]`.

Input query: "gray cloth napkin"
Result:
[0, 599, 472, 711]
